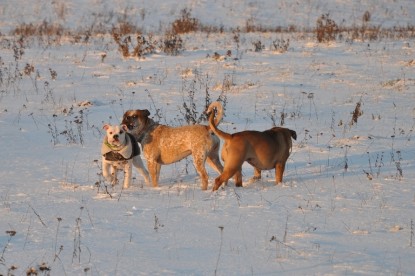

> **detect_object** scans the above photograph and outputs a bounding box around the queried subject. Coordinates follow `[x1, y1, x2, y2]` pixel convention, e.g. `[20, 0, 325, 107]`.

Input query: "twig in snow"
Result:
[214, 226, 224, 275]
[29, 204, 47, 228]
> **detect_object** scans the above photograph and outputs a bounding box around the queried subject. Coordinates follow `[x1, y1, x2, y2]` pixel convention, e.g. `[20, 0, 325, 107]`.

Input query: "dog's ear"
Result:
[103, 124, 110, 130]
[142, 109, 150, 117]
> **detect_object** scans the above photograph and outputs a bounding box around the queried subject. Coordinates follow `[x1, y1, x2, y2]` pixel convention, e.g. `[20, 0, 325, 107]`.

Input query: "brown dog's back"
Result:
[232, 128, 296, 170]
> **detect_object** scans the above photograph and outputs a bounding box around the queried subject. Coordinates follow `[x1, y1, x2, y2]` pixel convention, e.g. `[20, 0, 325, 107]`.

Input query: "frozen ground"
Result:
[0, 1, 414, 275]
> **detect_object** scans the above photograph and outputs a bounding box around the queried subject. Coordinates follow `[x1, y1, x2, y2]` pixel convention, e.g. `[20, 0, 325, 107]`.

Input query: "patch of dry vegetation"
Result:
[2, 8, 414, 57]
[171, 8, 200, 34]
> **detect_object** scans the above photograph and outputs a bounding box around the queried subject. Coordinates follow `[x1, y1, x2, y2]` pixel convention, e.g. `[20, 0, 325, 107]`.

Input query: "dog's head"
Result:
[103, 124, 128, 147]
[122, 109, 150, 131]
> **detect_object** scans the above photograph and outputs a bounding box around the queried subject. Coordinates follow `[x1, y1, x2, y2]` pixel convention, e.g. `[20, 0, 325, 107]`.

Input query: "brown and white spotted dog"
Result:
[122, 109, 224, 190]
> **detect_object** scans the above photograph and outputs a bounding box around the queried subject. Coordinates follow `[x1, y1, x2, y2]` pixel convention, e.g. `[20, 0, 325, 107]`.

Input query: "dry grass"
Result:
[171, 9, 199, 34]
[316, 14, 339, 43]
[5, 9, 415, 48]
[11, 21, 65, 37]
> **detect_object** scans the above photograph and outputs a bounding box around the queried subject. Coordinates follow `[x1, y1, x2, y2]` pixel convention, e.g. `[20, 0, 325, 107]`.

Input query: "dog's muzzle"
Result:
[122, 116, 137, 130]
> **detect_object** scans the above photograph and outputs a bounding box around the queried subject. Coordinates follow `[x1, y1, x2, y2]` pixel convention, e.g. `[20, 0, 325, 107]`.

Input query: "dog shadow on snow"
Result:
[205, 149, 382, 190]
[115, 147, 385, 192]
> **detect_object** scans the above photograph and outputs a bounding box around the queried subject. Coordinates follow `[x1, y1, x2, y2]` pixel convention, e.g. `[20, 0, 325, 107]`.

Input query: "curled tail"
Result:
[290, 130, 297, 140]
[207, 102, 231, 141]
[288, 129, 297, 154]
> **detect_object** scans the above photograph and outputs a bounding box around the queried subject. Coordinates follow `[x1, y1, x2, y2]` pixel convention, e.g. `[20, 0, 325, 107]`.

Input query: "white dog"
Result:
[101, 124, 150, 189]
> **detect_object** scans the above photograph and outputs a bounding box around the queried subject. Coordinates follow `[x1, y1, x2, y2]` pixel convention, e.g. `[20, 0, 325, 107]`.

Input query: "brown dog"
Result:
[122, 109, 224, 190]
[207, 102, 296, 191]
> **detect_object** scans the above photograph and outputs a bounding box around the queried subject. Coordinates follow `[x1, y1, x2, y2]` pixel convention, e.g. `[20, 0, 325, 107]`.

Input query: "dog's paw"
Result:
[103, 176, 112, 183]
[247, 176, 261, 184]
[110, 178, 118, 186]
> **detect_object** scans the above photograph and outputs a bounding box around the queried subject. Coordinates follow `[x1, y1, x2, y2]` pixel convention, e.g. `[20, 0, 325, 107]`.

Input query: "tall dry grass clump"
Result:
[316, 14, 339, 43]
[111, 19, 158, 59]
[161, 30, 184, 56]
[171, 9, 199, 34]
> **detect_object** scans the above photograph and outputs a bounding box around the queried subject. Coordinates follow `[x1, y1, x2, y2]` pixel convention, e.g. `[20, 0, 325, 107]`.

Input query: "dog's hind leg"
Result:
[206, 154, 224, 175]
[212, 165, 241, 191]
[233, 170, 243, 187]
[193, 156, 209, 190]
[207, 140, 224, 175]
[147, 161, 161, 187]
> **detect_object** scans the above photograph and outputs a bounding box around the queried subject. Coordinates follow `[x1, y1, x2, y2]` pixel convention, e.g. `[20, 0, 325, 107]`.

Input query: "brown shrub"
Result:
[172, 9, 199, 34]
[11, 20, 65, 37]
[316, 14, 339, 43]
[161, 31, 184, 55]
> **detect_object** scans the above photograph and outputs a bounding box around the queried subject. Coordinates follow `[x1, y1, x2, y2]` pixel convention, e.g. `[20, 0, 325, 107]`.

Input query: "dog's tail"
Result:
[290, 129, 297, 140]
[288, 129, 297, 154]
[207, 101, 223, 127]
[207, 102, 231, 140]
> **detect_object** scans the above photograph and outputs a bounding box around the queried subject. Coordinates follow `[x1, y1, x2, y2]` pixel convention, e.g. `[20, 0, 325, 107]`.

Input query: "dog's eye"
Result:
[120, 130, 124, 134]
[109, 132, 112, 135]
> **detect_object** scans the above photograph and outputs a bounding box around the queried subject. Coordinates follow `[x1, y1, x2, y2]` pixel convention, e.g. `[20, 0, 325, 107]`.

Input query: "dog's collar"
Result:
[134, 119, 158, 143]
[104, 140, 124, 151]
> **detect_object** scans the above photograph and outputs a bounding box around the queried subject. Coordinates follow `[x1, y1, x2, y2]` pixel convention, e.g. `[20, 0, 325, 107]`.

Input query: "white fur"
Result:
[102, 124, 150, 189]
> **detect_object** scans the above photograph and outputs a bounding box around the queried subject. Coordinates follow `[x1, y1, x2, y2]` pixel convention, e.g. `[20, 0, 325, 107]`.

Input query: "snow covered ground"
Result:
[0, 1, 414, 275]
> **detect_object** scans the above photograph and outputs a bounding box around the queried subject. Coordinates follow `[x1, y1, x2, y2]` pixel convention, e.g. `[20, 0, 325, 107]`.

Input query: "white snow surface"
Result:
[0, 1, 414, 275]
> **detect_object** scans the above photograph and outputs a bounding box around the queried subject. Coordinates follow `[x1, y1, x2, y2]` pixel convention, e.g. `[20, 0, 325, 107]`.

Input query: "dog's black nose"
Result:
[114, 134, 119, 139]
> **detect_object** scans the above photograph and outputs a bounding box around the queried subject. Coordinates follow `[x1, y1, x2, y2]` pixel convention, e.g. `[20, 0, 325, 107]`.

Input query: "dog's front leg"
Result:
[133, 157, 150, 186]
[251, 167, 262, 181]
[110, 165, 118, 186]
[102, 160, 113, 183]
[123, 161, 133, 189]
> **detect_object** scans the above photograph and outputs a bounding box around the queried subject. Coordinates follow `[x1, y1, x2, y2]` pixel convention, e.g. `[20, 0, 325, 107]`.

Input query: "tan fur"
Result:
[122, 109, 224, 190]
[207, 102, 296, 191]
